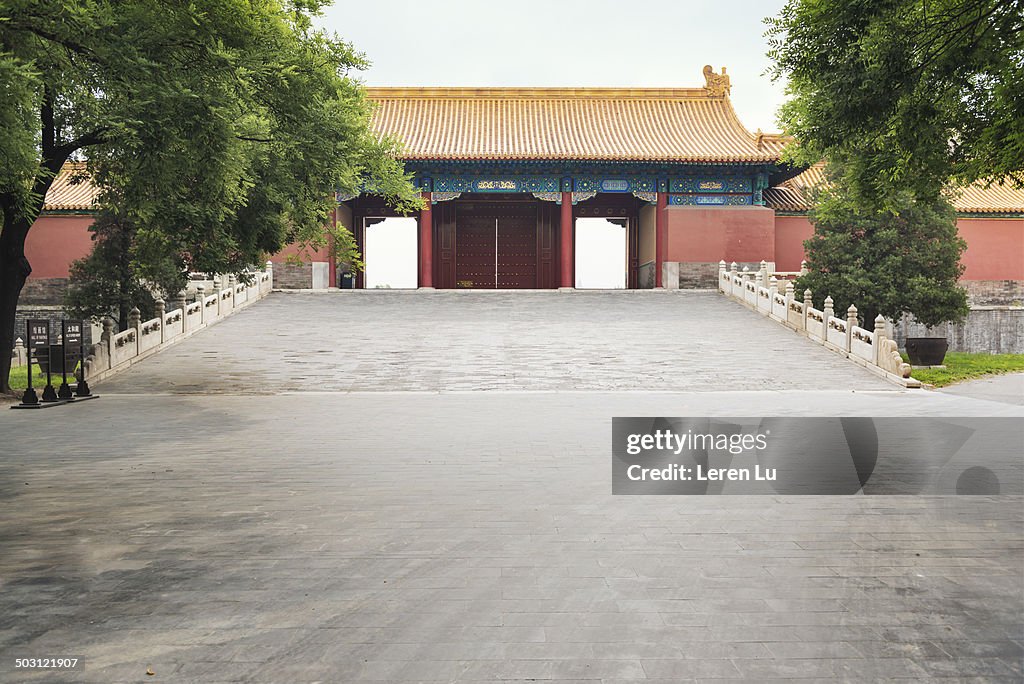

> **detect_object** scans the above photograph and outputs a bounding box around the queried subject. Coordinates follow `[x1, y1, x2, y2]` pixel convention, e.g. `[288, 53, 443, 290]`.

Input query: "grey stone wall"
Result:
[964, 280, 1024, 306]
[677, 262, 719, 289]
[638, 262, 655, 289]
[893, 307, 1024, 354]
[19, 278, 69, 305]
[666, 261, 772, 289]
[273, 262, 313, 289]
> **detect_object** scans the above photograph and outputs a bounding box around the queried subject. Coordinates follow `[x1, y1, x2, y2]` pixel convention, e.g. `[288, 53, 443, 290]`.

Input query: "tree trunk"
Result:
[0, 215, 33, 394]
[0, 86, 99, 392]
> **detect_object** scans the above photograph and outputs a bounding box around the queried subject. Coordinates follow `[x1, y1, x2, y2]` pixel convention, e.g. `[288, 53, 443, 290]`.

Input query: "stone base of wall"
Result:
[677, 262, 719, 289]
[964, 280, 1024, 306]
[272, 262, 330, 289]
[894, 308, 1024, 354]
[273, 263, 313, 289]
[20, 278, 70, 305]
[669, 261, 771, 289]
[638, 262, 655, 289]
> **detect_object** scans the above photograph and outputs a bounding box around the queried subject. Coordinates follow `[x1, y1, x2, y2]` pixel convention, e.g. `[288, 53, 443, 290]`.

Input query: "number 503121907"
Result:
[14, 657, 82, 669]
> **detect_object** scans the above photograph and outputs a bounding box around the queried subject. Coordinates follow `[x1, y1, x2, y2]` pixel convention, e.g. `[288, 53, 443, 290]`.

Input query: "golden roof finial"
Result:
[703, 65, 731, 97]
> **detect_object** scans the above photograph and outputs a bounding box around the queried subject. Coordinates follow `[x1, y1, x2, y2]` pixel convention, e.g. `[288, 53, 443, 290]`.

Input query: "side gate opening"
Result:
[574, 217, 628, 289]
[363, 217, 418, 289]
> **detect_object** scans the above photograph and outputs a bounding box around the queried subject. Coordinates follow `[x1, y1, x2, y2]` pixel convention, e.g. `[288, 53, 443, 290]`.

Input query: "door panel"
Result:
[435, 202, 456, 289]
[453, 200, 541, 289]
[455, 215, 496, 288]
[537, 202, 558, 289]
[497, 216, 537, 289]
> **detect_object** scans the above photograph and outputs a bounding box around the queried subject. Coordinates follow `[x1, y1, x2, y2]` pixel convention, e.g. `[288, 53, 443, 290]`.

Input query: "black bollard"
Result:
[73, 320, 91, 397]
[57, 321, 74, 400]
[18, 319, 40, 406]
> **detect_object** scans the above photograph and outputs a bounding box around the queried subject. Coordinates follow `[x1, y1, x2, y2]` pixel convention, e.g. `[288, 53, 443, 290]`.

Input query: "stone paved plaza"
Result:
[97, 291, 894, 394]
[1, 292, 1022, 682]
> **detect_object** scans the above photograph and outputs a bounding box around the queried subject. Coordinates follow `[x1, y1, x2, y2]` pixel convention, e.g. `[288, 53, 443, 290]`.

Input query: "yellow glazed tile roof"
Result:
[953, 182, 1024, 213]
[766, 163, 1024, 214]
[365, 87, 787, 163]
[42, 162, 98, 211]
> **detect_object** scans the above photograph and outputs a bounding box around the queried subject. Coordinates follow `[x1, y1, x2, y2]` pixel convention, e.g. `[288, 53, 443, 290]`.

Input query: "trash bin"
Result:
[339, 273, 355, 289]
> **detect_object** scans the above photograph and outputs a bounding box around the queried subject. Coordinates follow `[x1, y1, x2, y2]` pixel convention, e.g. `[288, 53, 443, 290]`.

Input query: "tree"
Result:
[767, 0, 1024, 203]
[795, 175, 969, 328]
[63, 208, 185, 331]
[0, 1, 420, 392]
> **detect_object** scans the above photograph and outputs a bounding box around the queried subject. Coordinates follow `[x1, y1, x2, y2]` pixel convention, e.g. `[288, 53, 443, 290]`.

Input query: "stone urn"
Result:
[905, 337, 949, 366]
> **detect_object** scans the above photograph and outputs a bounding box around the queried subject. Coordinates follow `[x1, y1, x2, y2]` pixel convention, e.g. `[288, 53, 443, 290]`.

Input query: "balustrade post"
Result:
[213, 278, 222, 315]
[803, 289, 812, 329]
[173, 291, 187, 332]
[196, 285, 206, 324]
[873, 314, 888, 366]
[13, 337, 25, 367]
[846, 305, 858, 352]
[102, 316, 115, 369]
[155, 299, 166, 343]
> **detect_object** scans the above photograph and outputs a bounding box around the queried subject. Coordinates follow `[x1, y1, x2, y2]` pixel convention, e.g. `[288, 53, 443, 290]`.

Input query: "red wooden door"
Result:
[497, 215, 537, 288]
[455, 214, 496, 288]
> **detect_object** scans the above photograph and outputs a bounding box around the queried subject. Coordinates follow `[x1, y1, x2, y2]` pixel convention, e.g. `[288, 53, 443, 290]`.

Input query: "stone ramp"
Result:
[98, 291, 895, 394]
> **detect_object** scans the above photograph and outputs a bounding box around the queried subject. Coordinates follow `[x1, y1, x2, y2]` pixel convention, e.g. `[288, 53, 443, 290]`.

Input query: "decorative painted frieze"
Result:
[668, 176, 753, 194]
[572, 177, 657, 193]
[433, 176, 560, 193]
[668, 194, 752, 206]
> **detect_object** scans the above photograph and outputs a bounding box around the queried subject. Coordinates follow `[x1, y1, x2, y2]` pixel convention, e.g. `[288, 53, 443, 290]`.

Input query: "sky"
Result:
[317, 1, 792, 287]
[315, 0, 791, 133]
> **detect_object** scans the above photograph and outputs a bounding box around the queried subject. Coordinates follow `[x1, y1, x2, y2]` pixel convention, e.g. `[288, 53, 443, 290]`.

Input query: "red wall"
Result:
[270, 241, 331, 263]
[774, 215, 814, 272]
[772, 215, 1024, 280]
[23, 209, 1024, 285]
[957, 218, 1024, 280]
[666, 206, 776, 262]
[24, 215, 95, 278]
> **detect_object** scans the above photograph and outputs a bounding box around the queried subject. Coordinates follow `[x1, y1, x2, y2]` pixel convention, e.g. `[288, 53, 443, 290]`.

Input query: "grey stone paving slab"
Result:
[96, 291, 895, 394]
[0, 391, 1021, 681]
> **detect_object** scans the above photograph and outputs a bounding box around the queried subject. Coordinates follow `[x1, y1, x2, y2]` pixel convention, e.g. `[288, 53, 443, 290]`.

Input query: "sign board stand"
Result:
[13, 319, 63, 409]
[12, 319, 98, 409]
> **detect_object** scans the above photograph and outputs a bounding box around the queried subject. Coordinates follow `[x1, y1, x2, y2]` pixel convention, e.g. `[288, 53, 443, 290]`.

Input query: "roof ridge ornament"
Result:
[703, 65, 731, 97]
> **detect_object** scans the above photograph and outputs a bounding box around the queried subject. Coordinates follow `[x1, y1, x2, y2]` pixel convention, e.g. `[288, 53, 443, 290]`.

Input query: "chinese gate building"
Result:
[335, 66, 792, 290]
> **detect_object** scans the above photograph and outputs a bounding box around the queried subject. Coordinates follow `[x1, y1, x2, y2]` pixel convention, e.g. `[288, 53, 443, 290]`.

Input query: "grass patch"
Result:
[904, 352, 1024, 387]
[8, 364, 78, 392]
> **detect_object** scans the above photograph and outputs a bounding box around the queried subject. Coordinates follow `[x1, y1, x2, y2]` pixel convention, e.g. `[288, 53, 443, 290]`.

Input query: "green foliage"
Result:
[900, 352, 1024, 386]
[767, 0, 1024, 205]
[286, 222, 365, 274]
[0, 0, 422, 390]
[63, 209, 185, 330]
[795, 181, 969, 328]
